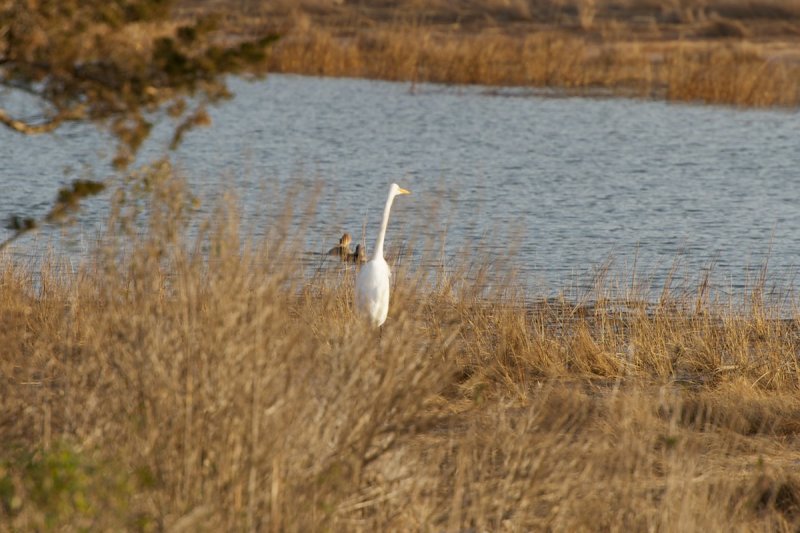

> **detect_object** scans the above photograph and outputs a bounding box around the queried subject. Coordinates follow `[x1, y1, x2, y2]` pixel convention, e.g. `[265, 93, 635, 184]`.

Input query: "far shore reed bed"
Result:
[265, 27, 800, 106]
[2, 165, 800, 530]
[177, 0, 800, 107]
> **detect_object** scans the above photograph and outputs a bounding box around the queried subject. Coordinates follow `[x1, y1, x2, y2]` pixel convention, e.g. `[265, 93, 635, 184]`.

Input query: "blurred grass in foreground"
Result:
[1, 163, 800, 531]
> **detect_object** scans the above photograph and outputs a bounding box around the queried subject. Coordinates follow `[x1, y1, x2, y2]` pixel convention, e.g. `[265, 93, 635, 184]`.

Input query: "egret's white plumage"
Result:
[355, 183, 410, 327]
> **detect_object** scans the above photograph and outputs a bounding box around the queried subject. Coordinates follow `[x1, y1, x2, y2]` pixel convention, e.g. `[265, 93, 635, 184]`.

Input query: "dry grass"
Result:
[263, 25, 800, 105]
[2, 164, 800, 530]
[176, 0, 800, 106]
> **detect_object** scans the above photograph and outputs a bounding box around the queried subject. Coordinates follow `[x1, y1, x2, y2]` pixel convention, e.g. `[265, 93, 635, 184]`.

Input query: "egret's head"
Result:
[390, 183, 411, 197]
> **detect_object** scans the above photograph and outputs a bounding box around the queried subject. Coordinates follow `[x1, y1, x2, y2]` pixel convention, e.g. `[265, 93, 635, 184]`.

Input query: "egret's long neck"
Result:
[373, 192, 395, 260]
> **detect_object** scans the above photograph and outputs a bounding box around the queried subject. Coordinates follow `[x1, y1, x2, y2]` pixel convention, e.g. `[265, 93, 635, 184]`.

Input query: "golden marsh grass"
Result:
[2, 165, 800, 530]
[181, 0, 800, 107]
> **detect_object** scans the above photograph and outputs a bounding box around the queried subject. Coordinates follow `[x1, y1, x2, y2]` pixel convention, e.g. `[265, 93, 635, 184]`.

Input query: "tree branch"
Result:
[0, 180, 105, 252]
[0, 228, 33, 253]
[0, 108, 62, 134]
[0, 106, 85, 135]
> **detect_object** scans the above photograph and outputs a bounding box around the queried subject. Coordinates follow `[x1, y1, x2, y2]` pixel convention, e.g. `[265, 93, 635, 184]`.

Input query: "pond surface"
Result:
[2, 74, 800, 295]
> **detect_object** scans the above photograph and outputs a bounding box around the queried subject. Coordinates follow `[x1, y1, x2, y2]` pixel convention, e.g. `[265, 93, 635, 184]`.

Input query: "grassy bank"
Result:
[178, 0, 800, 107]
[2, 165, 800, 530]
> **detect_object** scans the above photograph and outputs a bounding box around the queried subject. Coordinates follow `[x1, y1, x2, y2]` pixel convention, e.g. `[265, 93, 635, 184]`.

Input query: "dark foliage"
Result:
[0, 0, 279, 166]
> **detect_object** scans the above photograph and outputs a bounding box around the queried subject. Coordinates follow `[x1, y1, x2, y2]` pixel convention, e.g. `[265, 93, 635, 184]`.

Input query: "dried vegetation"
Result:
[2, 164, 800, 530]
[180, 0, 800, 106]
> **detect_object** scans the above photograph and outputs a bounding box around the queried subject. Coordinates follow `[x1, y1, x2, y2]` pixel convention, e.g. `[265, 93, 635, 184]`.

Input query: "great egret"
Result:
[327, 233, 353, 258]
[355, 183, 411, 327]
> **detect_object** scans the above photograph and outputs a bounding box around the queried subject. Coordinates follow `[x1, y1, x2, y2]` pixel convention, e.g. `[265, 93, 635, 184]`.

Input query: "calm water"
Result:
[2, 74, 800, 293]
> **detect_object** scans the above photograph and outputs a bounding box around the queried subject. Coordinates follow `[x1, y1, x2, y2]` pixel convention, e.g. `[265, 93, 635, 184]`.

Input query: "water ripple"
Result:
[2, 74, 800, 293]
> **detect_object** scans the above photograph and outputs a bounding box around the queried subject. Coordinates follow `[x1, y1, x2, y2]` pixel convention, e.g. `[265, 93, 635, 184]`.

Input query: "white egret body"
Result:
[355, 183, 410, 327]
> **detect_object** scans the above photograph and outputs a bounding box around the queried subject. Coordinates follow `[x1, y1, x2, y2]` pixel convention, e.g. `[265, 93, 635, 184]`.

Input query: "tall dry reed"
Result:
[2, 163, 800, 530]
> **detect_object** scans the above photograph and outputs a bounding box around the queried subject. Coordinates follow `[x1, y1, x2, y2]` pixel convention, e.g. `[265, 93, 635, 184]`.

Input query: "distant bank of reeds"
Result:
[2, 163, 800, 530]
[177, 0, 800, 106]
[264, 26, 800, 106]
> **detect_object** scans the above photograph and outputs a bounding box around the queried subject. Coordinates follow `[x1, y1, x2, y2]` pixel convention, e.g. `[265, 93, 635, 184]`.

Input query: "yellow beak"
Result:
[398, 187, 411, 195]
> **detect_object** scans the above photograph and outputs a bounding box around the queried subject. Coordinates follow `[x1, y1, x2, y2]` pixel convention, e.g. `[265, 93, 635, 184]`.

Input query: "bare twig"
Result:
[0, 227, 32, 252]
[0, 105, 85, 135]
